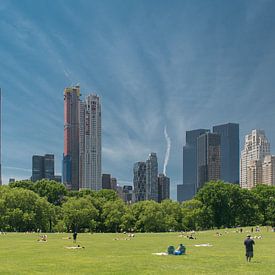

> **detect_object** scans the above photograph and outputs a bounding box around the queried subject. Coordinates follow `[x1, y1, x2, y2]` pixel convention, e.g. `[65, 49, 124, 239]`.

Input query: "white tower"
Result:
[79, 94, 102, 190]
[240, 130, 270, 189]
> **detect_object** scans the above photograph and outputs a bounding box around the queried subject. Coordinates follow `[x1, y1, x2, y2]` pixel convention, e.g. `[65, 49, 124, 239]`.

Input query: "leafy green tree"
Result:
[132, 201, 165, 232]
[160, 200, 182, 231]
[251, 184, 275, 225]
[181, 199, 211, 230]
[102, 200, 126, 232]
[0, 187, 52, 231]
[62, 196, 98, 232]
[33, 179, 67, 205]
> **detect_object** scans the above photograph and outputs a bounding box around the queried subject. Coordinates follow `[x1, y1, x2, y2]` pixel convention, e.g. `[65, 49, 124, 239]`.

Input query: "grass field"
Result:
[0, 228, 275, 274]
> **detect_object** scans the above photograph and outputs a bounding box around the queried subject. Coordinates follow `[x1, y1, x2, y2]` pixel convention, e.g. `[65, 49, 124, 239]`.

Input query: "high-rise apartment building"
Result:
[133, 161, 146, 202]
[32, 154, 55, 182]
[213, 123, 239, 184]
[262, 155, 275, 186]
[63, 86, 80, 190]
[177, 129, 209, 202]
[240, 130, 270, 189]
[146, 153, 158, 201]
[79, 94, 102, 190]
[158, 173, 170, 202]
[197, 132, 221, 190]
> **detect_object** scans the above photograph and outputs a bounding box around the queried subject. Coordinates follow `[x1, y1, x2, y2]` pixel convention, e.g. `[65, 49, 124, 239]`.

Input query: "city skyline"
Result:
[1, 1, 275, 199]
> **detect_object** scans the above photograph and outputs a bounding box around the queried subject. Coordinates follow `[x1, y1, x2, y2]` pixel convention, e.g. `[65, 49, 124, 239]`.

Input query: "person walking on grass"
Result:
[244, 235, 255, 262]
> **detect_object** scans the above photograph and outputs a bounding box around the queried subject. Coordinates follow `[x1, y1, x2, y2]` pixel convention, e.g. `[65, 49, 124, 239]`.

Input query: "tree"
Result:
[181, 199, 211, 230]
[102, 200, 126, 232]
[62, 196, 98, 232]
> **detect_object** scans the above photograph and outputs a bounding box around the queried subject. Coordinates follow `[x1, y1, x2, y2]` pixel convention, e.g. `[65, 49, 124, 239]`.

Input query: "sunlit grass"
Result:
[0, 228, 274, 274]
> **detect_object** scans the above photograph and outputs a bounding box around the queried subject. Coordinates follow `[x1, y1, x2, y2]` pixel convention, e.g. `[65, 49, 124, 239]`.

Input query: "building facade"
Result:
[146, 153, 158, 201]
[262, 155, 275, 186]
[158, 173, 170, 202]
[63, 86, 80, 190]
[213, 123, 239, 184]
[102, 174, 111, 189]
[79, 94, 102, 190]
[240, 130, 270, 189]
[133, 161, 146, 202]
[197, 132, 221, 190]
[178, 129, 209, 202]
[32, 154, 55, 182]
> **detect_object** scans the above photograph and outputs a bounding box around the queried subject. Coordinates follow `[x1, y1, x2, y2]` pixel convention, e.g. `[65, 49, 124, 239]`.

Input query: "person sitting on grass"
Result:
[174, 244, 185, 255]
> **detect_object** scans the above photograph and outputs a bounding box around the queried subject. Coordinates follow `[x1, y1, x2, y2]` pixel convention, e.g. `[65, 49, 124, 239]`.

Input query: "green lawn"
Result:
[0, 228, 274, 274]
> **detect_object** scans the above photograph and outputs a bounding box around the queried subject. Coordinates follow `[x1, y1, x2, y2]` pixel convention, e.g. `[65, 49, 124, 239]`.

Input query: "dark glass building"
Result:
[213, 123, 239, 184]
[158, 173, 170, 202]
[44, 154, 55, 180]
[32, 154, 55, 182]
[197, 132, 221, 190]
[133, 161, 146, 202]
[177, 129, 209, 202]
[102, 173, 111, 189]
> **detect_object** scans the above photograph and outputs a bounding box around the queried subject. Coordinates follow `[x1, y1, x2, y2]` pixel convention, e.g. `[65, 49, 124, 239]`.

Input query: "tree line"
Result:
[0, 180, 274, 232]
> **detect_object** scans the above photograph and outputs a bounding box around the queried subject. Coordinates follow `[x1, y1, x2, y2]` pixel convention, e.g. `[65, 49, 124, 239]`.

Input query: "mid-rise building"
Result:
[178, 129, 209, 202]
[146, 153, 158, 201]
[213, 123, 239, 184]
[247, 160, 262, 187]
[102, 174, 111, 189]
[240, 130, 270, 189]
[158, 173, 170, 202]
[262, 155, 275, 186]
[63, 86, 80, 190]
[197, 132, 221, 190]
[111, 177, 117, 190]
[133, 161, 146, 202]
[79, 94, 102, 190]
[122, 185, 133, 203]
[32, 154, 55, 182]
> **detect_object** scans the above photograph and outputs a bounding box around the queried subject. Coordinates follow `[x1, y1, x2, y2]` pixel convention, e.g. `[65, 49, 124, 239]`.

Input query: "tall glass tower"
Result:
[63, 86, 80, 190]
[213, 123, 239, 184]
[146, 153, 158, 201]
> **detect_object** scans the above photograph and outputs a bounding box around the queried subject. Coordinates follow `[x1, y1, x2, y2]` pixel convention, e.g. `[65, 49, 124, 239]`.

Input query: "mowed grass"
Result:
[0, 228, 275, 274]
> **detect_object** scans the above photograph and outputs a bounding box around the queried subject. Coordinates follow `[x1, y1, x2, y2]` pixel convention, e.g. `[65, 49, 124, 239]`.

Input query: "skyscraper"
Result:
[32, 154, 55, 182]
[146, 153, 158, 201]
[32, 155, 44, 182]
[177, 129, 209, 202]
[158, 173, 170, 202]
[79, 94, 102, 190]
[133, 161, 146, 202]
[63, 86, 80, 190]
[240, 129, 270, 189]
[197, 132, 221, 190]
[44, 154, 55, 180]
[213, 123, 239, 184]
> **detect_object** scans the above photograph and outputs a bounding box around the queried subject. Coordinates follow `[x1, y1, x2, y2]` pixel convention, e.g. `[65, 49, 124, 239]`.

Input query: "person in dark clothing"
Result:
[73, 232, 78, 243]
[244, 235, 255, 262]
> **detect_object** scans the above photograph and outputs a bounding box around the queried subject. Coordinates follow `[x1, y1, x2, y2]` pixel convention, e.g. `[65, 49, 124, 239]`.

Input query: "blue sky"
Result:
[1, 0, 275, 199]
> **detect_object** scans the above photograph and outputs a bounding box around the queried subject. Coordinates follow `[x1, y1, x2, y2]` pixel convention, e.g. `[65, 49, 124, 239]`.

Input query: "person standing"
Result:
[73, 231, 78, 243]
[244, 235, 255, 262]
